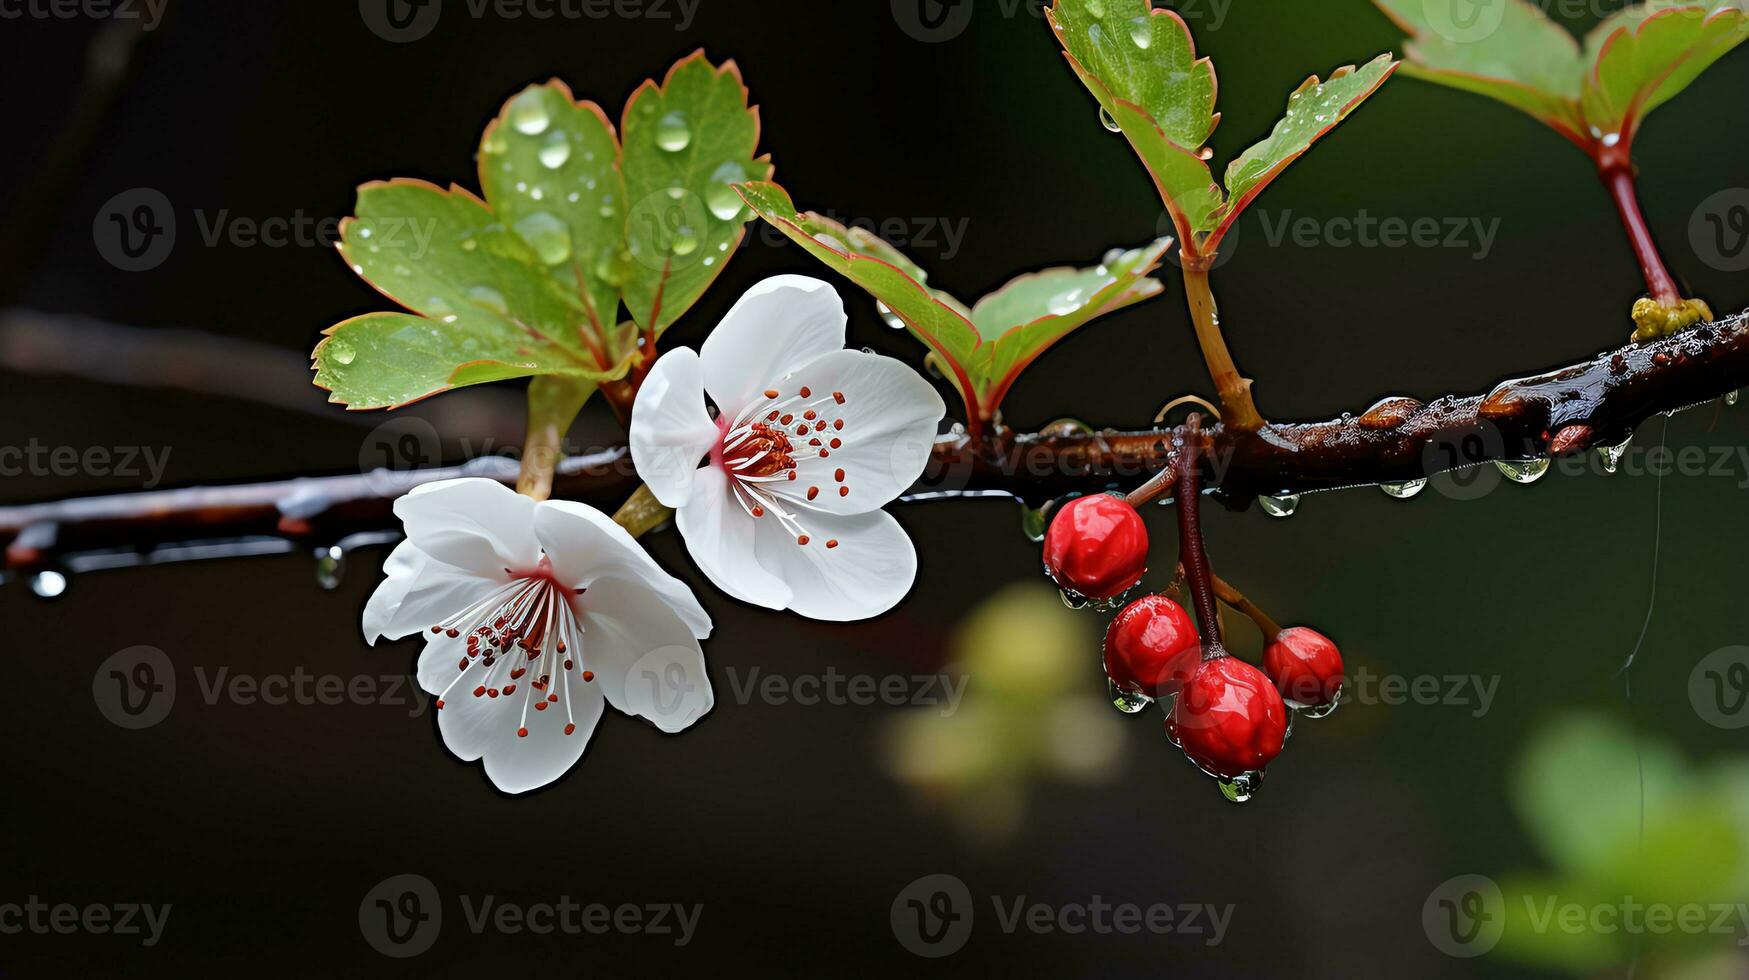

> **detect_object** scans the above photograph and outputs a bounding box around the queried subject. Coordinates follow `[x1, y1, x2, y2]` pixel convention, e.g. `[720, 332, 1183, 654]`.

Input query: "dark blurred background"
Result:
[3, 0, 1748, 975]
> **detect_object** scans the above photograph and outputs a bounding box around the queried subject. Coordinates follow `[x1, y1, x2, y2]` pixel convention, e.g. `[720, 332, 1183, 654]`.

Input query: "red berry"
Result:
[1263, 627, 1344, 707]
[1168, 657, 1287, 778]
[1104, 595, 1200, 697]
[1042, 494, 1148, 601]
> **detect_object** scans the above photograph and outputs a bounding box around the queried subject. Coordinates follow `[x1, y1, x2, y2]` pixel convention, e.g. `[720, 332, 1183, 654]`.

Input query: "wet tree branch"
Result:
[4, 312, 1748, 579]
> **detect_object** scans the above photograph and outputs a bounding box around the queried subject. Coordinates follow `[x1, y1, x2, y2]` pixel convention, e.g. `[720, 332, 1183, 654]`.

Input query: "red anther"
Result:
[826, 540, 839, 549]
[797, 535, 811, 545]
[833, 391, 845, 404]
[564, 723, 577, 735]
[799, 386, 811, 398]
[763, 389, 780, 399]
[517, 727, 529, 738]
[582, 670, 595, 682]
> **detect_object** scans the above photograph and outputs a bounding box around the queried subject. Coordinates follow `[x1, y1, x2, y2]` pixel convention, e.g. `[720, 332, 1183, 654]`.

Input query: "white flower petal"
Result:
[700, 276, 846, 416]
[629, 348, 719, 509]
[479, 679, 605, 795]
[361, 540, 501, 644]
[533, 499, 712, 639]
[674, 466, 792, 611]
[425, 643, 606, 795]
[765, 348, 946, 515]
[393, 478, 541, 577]
[751, 508, 918, 621]
[577, 575, 713, 734]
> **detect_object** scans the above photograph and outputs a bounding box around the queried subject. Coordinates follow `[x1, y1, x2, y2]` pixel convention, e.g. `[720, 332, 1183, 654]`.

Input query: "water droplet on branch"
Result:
[1494, 457, 1550, 484]
[1379, 479, 1426, 500]
[1259, 494, 1300, 518]
[29, 570, 68, 599]
[314, 546, 346, 590]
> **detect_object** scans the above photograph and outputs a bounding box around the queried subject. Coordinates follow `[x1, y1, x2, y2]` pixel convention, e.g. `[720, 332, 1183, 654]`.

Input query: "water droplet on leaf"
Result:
[1098, 106, 1121, 132]
[538, 132, 571, 169]
[655, 112, 692, 152]
[509, 90, 550, 135]
[514, 212, 573, 265]
[468, 285, 509, 315]
[1128, 16, 1151, 47]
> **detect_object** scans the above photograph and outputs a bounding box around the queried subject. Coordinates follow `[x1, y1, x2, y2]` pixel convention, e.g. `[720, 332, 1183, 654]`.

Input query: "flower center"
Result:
[426, 557, 593, 740]
[714, 384, 852, 549]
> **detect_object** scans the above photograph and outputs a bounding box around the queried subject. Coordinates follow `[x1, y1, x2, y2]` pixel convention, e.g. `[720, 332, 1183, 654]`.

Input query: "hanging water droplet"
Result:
[875, 302, 907, 330]
[1217, 770, 1263, 804]
[327, 338, 356, 366]
[29, 570, 68, 599]
[1726, 389, 1739, 407]
[514, 212, 573, 266]
[1098, 106, 1121, 132]
[1259, 494, 1300, 518]
[665, 186, 687, 201]
[538, 131, 571, 169]
[1020, 505, 1047, 543]
[509, 90, 550, 135]
[468, 285, 509, 315]
[655, 112, 692, 152]
[314, 545, 346, 590]
[1128, 16, 1151, 47]
[1379, 478, 1426, 499]
[1108, 679, 1151, 714]
[1598, 435, 1632, 474]
[1298, 689, 1342, 720]
[1494, 457, 1550, 484]
[1059, 587, 1090, 610]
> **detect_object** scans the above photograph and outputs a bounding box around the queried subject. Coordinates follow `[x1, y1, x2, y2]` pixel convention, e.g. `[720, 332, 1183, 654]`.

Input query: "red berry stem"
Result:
[1211, 573, 1283, 643]
[1597, 154, 1682, 310]
[1172, 418, 1225, 659]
